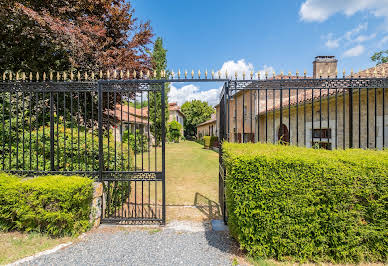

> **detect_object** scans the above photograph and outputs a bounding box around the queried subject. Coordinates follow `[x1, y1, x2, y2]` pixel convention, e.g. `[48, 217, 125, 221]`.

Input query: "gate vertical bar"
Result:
[50, 91, 55, 171]
[161, 82, 166, 225]
[98, 82, 104, 182]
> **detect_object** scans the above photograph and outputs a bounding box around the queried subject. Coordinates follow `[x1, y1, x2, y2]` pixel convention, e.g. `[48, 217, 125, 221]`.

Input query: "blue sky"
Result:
[132, 0, 388, 105]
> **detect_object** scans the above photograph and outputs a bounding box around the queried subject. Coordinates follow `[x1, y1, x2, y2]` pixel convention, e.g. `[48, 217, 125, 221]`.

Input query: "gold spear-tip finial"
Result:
[35, 72, 39, 81]
[113, 70, 117, 79]
[57, 72, 60, 81]
[70, 71, 74, 81]
[91, 72, 94, 80]
[250, 70, 253, 80]
[22, 72, 26, 81]
[205, 69, 208, 79]
[191, 70, 194, 79]
[184, 70, 187, 79]
[296, 70, 299, 77]
[342, 69, 346, 77]
[147, 70, 150, 78]
[77, 71, 81, 81]
[288, 71, 291, 76]
[304, 69, 307, 77]
[16, 72, 20, 81]
[211, 70, 215, 79]
[198, 70, 201, 78]
[84, 72, 88, 80]
[133, 70, 137, 79]
[29, 72, 33, 81]
[235, 71, 238, 80]
[178, 69, 181, 79]
[100, 70, 103, 79]
[273, 71, 276, 77]
[243, 72, 246, 80]
[140, 70, 143, 79]
[120, 70, 123, 79]
[49, 71, 53, 81]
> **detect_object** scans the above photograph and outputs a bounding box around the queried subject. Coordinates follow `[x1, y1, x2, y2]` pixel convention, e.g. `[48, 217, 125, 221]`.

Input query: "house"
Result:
[217, 56, 388, 149]
[107, 104, 151, 142]
[196, 113, 217, 139]
[168, 102, 185, 135]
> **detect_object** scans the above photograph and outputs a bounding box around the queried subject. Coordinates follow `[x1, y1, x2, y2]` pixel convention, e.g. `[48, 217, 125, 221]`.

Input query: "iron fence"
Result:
[218, 77, 388, 223]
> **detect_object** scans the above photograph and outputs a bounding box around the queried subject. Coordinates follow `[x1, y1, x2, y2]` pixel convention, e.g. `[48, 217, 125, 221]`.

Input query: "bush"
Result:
[0, 173, 93, 236]
[167, 121, 182, 143]
[203, 136, 218, 148]
[122, 129, 148, 154]
[0, 123, 134, 172]
[223, 142, 388, 263]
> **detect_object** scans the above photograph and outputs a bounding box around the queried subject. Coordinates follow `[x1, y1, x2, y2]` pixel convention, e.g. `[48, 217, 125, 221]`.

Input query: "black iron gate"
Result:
[0, 78, 167, 225]
[98, 80, 166, 224]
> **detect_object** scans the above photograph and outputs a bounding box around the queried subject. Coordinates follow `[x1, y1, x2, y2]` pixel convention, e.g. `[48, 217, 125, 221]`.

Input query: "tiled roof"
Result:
[353, 62, 388, 78]
[106, 104, 149, 124]
[197, 113, 216, 127]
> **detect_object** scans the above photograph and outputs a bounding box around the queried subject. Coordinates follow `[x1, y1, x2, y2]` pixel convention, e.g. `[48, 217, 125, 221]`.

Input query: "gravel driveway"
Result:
[19, 221, 239, 266]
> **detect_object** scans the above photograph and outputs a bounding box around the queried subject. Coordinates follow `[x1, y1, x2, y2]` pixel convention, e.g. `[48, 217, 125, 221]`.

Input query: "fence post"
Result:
[161, 82, 166, 225]
[98, 82, 103, 182]
[49, 92, 55, 171]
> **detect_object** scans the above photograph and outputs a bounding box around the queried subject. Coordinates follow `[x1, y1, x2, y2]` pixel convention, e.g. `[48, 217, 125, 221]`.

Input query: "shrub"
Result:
[0, 123, 134, 172]
[223, 142, 388, 263]
[203, 136, 218, 148]
[122, 129, 148, 154]
[167, 121, 182, 143]
[0, 173, 93, 236]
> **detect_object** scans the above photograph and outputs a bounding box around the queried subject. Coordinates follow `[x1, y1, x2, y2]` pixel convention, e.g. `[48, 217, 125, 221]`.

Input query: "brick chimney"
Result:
[313, 56, 337, 78]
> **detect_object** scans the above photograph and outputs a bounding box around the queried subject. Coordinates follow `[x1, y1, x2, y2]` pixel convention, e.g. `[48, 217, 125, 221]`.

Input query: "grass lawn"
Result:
[136, 140, 220, 220]
[0, 232, 72, 265]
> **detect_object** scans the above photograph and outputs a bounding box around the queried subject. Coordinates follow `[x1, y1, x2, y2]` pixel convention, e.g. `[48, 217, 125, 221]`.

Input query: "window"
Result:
[313, 141, 332, 150]
[313, 128, 331, 139]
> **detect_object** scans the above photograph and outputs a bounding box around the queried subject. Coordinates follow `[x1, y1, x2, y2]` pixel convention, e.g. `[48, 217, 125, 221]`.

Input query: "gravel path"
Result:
[20, 221, 238, 266]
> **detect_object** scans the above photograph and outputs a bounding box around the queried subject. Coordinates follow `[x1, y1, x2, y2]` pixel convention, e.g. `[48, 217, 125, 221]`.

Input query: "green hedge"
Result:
[0, 173, 93, 236]
[203, 136, 218, 148]
[223, 143, 388, 263]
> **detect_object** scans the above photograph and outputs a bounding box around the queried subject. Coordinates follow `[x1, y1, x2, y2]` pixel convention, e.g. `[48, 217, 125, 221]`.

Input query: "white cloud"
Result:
[344, 23, 368, 41]
[168, 84, 221, 106]
[378, 35, 388, 47]
[216, 59, 274, 80]
[168, 59, 275, 106]
[324, 24, 376, 50]
[325, 38, 340, 49]
[299, 0, 388, 23]
[353, 33, 376, 42]
[343, 45, 365, 57]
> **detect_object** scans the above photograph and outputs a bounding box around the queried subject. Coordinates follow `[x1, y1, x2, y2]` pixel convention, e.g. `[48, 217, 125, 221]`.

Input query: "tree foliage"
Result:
[371, 50, 388, 65]
[0, 0, 153, 72]
[149, 37, 169, 146]
[167, 121, 182, 143]
[181, 100, 214, 137]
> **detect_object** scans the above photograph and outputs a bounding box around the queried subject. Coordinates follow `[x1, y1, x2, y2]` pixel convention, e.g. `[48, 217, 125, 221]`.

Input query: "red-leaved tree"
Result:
[0, 0, 153, 73]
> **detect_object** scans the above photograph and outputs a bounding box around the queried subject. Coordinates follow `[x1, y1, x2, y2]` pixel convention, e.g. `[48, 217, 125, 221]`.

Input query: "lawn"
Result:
[0, 232, 72, 265]
[135, 140, 220, 220]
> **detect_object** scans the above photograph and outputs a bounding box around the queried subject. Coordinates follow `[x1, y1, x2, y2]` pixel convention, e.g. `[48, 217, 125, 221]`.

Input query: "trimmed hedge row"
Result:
[203, 136, 218, 148]
[223, 143, 388, 263]
[0, 173, 93, 236]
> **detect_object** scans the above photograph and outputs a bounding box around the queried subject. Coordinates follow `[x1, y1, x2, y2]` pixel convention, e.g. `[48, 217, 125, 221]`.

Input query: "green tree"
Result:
[149, 37, 169, 146]
[371, 50, 388, 65]
[181, 100, 214, 137]
[167, 121, 182, 143]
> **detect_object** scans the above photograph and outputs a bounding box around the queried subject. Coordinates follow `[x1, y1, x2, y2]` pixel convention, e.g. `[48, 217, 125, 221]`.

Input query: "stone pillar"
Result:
[90, 182, 103, 228]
